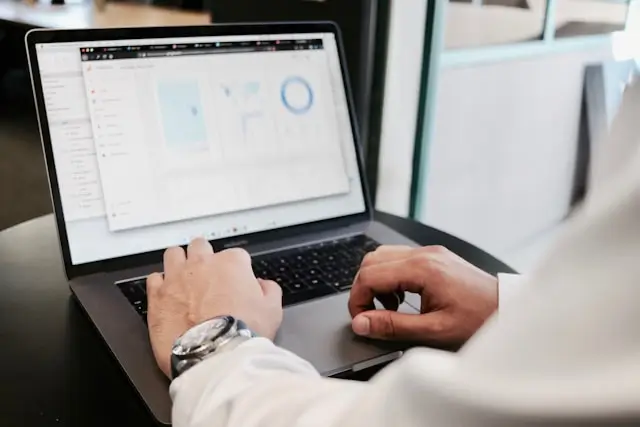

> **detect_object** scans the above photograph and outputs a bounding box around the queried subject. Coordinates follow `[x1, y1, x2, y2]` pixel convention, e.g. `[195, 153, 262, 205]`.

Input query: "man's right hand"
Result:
[348, 245, 499, 347]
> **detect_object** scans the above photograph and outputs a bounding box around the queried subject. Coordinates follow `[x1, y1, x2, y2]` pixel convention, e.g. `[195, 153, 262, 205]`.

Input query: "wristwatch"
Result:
[171, 315, 256, 379]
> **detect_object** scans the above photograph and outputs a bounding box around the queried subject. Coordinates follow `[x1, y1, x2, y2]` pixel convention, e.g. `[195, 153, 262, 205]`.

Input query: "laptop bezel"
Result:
[25, 22, 373, 280]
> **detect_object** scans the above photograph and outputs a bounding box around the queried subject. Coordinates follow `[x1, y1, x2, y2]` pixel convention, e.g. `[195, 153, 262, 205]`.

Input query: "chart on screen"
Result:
[157, 79, 209, 152]
[82, 49, 350, 232]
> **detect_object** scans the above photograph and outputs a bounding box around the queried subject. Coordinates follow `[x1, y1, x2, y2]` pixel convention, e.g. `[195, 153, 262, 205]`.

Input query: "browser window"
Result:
[36, 33, 366, 265]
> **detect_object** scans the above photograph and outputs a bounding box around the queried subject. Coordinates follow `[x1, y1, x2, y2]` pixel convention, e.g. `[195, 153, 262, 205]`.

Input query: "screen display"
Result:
[35, 33, 366, 265]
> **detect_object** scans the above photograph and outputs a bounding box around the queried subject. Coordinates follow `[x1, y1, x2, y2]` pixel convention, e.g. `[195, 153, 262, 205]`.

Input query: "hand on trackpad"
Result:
[346, 245, 499, 348]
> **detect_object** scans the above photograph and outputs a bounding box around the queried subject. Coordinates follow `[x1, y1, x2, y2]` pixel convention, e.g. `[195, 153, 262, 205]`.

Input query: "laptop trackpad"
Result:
[275, 292, 419, 376]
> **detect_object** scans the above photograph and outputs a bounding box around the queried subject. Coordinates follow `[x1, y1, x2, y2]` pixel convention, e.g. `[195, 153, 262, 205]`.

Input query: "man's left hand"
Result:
[146, 238, 283, 378]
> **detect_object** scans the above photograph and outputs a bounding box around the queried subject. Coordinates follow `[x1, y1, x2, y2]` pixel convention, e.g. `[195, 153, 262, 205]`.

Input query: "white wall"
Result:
[374, 1, 634, 269]
[374, 0, 629, 219]
[420, 45, 614, 261]
[375, 0, 428, 217]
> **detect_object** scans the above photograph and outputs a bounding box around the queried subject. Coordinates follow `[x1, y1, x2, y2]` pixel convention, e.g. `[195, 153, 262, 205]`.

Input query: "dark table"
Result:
[0, 213, 515, 426]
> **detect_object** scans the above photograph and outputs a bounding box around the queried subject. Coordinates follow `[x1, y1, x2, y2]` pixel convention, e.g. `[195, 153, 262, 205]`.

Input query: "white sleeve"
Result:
[496, 273, 524, 309]
[169, 337, 369, 427]
[169, 335, 463, 427]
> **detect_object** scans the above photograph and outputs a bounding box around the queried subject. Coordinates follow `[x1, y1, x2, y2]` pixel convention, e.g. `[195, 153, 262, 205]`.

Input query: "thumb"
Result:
[352, 310, 441, 342]
[258, 279, 283, 304]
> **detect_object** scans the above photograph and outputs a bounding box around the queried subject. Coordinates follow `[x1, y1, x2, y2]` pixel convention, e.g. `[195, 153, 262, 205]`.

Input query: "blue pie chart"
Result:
[281, 76, 314, 115]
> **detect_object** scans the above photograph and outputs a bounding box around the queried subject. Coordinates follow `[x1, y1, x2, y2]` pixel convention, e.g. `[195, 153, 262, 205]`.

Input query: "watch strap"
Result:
[171, 316, 256, 379]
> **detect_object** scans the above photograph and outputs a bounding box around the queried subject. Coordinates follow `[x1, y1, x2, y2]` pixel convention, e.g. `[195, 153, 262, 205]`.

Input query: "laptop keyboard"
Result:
[251, 235, 380, 306]
[117, 235, 380, 322]
[117, 276, 149, 320]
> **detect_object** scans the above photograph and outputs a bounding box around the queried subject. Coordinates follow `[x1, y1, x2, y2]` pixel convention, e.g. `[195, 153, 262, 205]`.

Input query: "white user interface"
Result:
[36, 33, 366, 265]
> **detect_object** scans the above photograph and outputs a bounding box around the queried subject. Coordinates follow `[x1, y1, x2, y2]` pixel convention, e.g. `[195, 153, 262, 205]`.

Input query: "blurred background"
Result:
[1, 0, 638, 272]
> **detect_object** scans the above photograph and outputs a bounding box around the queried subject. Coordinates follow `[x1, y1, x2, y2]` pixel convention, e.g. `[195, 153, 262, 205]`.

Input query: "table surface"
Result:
[0, 0, 210, 29]
[0, 213, 514, 426]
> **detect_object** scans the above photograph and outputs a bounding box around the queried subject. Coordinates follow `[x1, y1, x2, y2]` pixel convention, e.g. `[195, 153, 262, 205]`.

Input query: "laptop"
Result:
[25, 23, 420, 425]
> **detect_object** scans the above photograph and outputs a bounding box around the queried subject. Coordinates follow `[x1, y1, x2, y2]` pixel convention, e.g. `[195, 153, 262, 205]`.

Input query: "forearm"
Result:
[169, 336, 477, 427]
[497, 273, 524, 309]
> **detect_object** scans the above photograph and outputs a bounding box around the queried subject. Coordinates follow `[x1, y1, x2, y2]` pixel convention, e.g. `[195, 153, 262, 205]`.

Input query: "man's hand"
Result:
[146, 238, 283, 377]
[348, 245, 498, 347]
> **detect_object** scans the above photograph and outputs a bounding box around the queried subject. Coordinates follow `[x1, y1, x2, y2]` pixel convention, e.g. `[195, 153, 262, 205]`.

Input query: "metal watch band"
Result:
[171, 316, 256, 379]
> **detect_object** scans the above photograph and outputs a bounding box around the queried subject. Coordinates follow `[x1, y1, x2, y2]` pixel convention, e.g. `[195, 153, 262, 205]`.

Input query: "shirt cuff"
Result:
[497, 273, 523, 310]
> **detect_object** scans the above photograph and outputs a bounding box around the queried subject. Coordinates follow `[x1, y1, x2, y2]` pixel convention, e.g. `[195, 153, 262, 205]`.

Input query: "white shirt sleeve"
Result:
[170, 80, 640, 427]
[496, 273, 524, 309]
[170, 338, 367, 427]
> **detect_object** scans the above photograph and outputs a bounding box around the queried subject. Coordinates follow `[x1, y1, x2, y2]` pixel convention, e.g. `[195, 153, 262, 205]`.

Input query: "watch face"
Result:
[173, 317, 229, 357]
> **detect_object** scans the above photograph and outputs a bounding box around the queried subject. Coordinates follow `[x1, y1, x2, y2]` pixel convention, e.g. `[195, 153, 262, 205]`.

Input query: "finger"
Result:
[146, 272, 164, 297]
[258, 279, 283, 303]
[220, 247, 252, 268]
[187, 237, 214, 260]
[361, 245, 415, 268]
[361, 245, 449, 268]
[163, 246, 186, 282]
[352, 310, 445, 342]
[349, 257, 430, 318]
[349, 263, 407, 312]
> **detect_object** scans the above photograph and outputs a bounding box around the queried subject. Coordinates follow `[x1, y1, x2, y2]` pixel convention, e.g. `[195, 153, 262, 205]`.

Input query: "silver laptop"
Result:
[26, 23, 420, 425]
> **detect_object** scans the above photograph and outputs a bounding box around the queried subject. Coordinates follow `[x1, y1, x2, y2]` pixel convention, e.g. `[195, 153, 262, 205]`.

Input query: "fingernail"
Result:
[352, 315, 370, 336]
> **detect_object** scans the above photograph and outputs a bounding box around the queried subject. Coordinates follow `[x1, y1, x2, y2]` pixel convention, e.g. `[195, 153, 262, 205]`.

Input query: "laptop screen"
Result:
[35, 32, 366, 265]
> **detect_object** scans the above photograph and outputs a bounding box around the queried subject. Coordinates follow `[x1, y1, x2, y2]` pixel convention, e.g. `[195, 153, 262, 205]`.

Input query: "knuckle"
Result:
[409, 253, 440, 276]
[147, 272, 162, 287]
[355, 266, 372, 286]
[189, 253, 207, 265]
[423, 245, 448, 254]
[410, 253, 431, 268]
[152, 286, 165, 301]
[224, 247, 251, 263]
[361, 251, 377, 267]
[166, 246, 183, 257]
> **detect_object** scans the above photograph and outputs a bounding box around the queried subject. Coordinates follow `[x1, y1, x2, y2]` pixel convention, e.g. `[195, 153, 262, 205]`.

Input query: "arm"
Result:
[170, 339, 365, 427]
[169, 338, 463, 427]
[497, 273, 524, 309]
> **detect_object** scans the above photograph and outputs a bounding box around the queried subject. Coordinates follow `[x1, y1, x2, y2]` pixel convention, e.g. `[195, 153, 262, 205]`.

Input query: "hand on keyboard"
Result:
[118, 235, 381, 321]
[348, 245, 498, 347]
[145, 238, 283, 378]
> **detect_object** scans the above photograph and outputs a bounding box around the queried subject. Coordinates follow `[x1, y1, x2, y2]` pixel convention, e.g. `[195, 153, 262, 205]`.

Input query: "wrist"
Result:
[171, 315, 257, 379]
